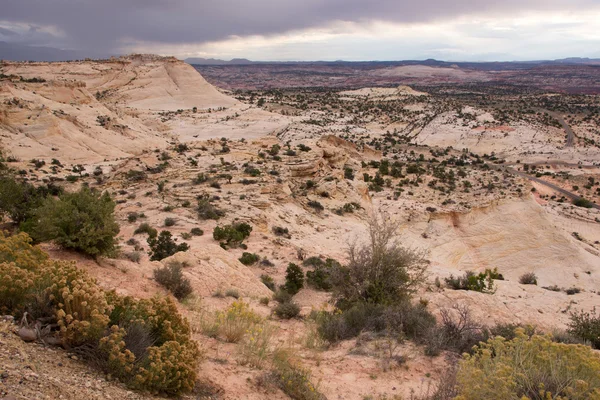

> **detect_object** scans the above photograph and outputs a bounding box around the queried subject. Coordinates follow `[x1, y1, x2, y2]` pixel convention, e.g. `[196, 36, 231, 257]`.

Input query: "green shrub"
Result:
[307, 200, 324, 212]
[329, 215, 427, 308]
[164, 217, 176, 227]
[455, 332, 600, 400]
[261, 274, 276, 291]
[190, 227, 204, 236]
[126, 170, 146, 182]
[212, 222, 252, 248]
[148, 231, 190, 261]
[568, 308, 600, 349]
[274, 301, 301, 319]
[272, 226, 290, 238]
[127, 212, 139, 223]
[306, 258, 339, 291]
[315, 301, 435, 345]
[565, 287, 581, 295]
[23, 186, 120, 257]
[259, 297, 270, 305]
[0, 175, 51, 224]
[154, 261, 193, 300]
[284, 263, 304, 295]
[344, 167, 355, 180]
[197, 195, 224, 220]
[239, 252, 260, 265]
[192, 173, 208, 185]
[273, 289, 293, 303]
[302, 257, 324, 267]
[573, 198, 594, 208]
[134, 222, 157, 238]
[444, 269, 499, 293]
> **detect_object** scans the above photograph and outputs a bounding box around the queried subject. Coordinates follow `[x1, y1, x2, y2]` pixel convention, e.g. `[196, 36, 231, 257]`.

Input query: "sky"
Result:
[1, 0, 600, 61]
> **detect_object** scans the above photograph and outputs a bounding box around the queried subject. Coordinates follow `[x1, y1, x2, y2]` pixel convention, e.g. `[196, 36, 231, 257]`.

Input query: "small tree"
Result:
[329, 214, 427, 308]
[148, 231, 189, 261]
[568, 308, 600, 349]
[284, 263, 304, 295]
[24, 186, 119, 257]
[213, 222, 252, 248]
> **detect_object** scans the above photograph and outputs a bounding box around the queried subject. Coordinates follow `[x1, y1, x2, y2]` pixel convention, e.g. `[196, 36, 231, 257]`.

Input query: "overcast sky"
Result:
[2, 0, 600, 61]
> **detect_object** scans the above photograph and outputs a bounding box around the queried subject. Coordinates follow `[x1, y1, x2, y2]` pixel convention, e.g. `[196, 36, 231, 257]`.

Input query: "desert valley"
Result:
[1, 54, 600, 400]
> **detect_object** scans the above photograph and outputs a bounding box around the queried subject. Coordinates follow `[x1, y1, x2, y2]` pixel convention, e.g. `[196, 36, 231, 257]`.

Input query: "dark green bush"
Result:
[0, 175, 52, 224]
[568, 308, 600, 349]
[344, 167, 354, 180]
[315, 301, 435, 344]
[190, 227, 204, 236]
[23, 186, 120, 257]
[239, 252, 260, 265]
[307, 200, 324, 212]
[134, 222, 157, 238]
[573, 198, 594, 208]
[148, 231, 189, 261]
[154, 261, 193, 300]
[272, 226, 290, 238]
[212, 222, 252, 248]
[306, 258, 339, 291]
[284, 263, 304, 295]
[164, 217, 176, 227]
[274, 301, 301, 319]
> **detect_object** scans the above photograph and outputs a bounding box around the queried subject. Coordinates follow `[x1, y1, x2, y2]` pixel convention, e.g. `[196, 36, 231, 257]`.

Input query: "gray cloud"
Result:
[1, 0, 598, 55]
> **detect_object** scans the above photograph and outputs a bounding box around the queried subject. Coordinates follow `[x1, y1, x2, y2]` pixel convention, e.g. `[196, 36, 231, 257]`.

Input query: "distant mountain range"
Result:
[1, 42, 599, 66]
[184, 57, 254, 65]
[185, 57, 600, 68]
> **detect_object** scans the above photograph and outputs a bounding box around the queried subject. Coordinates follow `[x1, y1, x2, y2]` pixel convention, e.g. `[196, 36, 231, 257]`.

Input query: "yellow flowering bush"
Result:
[455, 330, 600, 400]
[239, 322, 275, 368]
[272, 349, 324, 400]
[47, 261, 110, 346]
[134, 340, 199, 394]
[0, 232, 201, 396]
[214, 300, 262, 343]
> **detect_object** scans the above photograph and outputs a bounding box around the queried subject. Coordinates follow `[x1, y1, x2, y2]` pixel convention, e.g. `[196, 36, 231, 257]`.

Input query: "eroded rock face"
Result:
[159, 245, 271, 297]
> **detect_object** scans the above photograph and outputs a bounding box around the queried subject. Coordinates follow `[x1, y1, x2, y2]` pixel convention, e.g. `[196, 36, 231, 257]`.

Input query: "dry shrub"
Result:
[455, 331, 600, 400]
[424, 304, 488, 356]
[273, 301, 301, 319]
[239, 322, 276, 368]
[0, 232, 200, 396]
[153, 261, 193, 300]
[519, 272, 538, 285]
[213, 300, 262, 343]
[330, 213, 427, 308]
[271, 348, 325, 400]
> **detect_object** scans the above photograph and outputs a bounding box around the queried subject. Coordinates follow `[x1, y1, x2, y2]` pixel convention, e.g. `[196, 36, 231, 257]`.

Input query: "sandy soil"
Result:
[1, 56, 599, 400]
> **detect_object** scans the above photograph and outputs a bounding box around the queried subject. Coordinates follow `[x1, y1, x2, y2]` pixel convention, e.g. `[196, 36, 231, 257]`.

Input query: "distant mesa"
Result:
[185, 57, 253, 65]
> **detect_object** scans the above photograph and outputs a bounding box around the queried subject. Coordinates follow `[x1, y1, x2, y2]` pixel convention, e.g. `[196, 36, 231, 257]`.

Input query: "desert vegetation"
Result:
[2, 55, 600, 400]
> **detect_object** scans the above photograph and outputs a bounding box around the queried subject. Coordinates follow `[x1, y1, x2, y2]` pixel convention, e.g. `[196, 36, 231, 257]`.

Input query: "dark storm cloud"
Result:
[1, 0, 598, 52]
